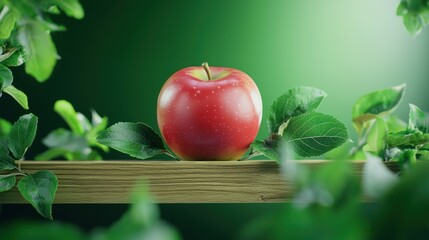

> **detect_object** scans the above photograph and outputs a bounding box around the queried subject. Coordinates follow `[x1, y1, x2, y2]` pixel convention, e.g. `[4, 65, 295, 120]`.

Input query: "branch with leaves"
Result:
[397, 0, 429, 35]
[0, 0, 84, 109]
[0, 114, 57, 219]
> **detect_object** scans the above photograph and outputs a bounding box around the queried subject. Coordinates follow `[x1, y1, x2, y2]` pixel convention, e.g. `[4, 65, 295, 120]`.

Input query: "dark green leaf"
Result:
[3, 85, 29, 110]
[362, 154, 398, 199]
[352, 84, 405, 133]
[396, 149, 417, 171]
[366, 117, 387, 154]
[50, 0, 84, 19]
[0, 64, 12, 91]
[403, 12, 422, 35]
[267, 87, 327, 133]
[18, 20, 57, 82]
[0, 117, 12, 137]
[408, 104, 429, 133]
[2, 48, 26, 67]
[96, 122, 166, 160]
[0, 153, 15, 170]
[0, 6, 17, 39]
[42, 128, 87, 151]
[0, 174, 16, 192]
[8, 113, 38, 159]
[250, 138, 283, 160]
[282, 112, 349, 157]
[54, 100, 84, 135]
[17, 170, 58, 220]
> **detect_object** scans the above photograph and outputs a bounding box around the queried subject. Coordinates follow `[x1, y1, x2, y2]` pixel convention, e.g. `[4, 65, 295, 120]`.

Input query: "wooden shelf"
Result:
[0, 160, 400, 204]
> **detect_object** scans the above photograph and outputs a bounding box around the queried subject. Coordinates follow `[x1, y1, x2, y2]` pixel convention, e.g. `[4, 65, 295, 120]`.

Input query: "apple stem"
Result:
[202, 62, 212, 80]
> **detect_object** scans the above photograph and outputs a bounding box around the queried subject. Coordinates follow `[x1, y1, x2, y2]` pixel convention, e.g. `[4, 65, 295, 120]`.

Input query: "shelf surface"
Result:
[0, 160, 399, 204]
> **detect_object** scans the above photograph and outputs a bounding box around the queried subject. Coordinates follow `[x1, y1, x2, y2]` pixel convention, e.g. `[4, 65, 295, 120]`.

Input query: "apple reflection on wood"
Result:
[157, 62, 263, 161]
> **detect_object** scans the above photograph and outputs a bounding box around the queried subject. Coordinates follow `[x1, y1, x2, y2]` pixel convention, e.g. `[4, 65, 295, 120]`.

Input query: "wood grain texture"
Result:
[0, 160, 400, 204]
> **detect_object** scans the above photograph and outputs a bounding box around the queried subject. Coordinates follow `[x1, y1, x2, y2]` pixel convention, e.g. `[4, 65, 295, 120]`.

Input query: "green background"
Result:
[1, 0, 429, 239]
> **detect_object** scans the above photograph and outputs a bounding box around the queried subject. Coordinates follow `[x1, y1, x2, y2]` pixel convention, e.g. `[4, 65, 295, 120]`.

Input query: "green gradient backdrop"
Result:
[2, 0, 429, 239]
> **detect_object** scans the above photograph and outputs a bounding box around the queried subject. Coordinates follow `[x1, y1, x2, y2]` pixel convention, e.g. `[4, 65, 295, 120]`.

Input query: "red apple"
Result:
[157, 62, 262, 161]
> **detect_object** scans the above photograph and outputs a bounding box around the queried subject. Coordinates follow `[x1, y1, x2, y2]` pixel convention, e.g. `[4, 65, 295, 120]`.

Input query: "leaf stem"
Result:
[202, 62, 212, 80]
[240, 150, 263, 160]
[164, 150, 180, 160]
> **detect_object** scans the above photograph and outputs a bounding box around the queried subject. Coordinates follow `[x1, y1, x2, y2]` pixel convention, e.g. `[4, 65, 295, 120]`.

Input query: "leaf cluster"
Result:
[397, 0, 429, 35]
[36, 100, 109, 160]
[0, 0, 83, 109]
[250, 87, 350, 160]
[0, 113, 57, 219]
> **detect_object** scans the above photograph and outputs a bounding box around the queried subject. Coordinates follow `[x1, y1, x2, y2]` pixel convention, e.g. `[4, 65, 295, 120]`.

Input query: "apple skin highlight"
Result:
[157, 64, 262, 161]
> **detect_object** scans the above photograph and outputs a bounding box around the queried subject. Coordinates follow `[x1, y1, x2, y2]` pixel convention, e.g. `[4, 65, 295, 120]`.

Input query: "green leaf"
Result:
[0, 117, 12, 137]
[50, 0, 84, 19]
[54, 100, 84, 135]
[250, 137, 284, 160]
[42, 128, 87, 151]
[0, 6, 17, 39]
[3, 85, 29, 110]
[366, 117, 387, 154]
[385, 115, 406, 133]
[0, 64, 12, 91]
[2, 48, 26, 67]
[282, 112, 349, 157]
[387, 130, 429, 147]
[352, 84, 405, 133]
[362, 154, 398, 199]
[396, 2, 408, 16]
[8, 113, 38, 159]
[0, 153, 15, 170]
[396, 149, 418, 171]
[18, 20, 57, 82]
[0, 174, 16, 192]
[17, 170, 58, 220]
[408, 104, 429, 133]
[96, 122, 166, 160]
[403, 12, 422, 35]
[267, 87, 327, 133]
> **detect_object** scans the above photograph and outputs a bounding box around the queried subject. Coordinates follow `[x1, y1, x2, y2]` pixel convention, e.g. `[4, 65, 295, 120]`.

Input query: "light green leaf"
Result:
[3, 85, 29, 110]
[403, 12, 422, 35]
[17, 170, 58, 220]
[352, 84, 405, 134]
[0, 64, 12, 91]
[396, 1, 408, 16]
[0, 117, 12, 137]
[366, 117, 387, 154]
[96, 122, 166, 160]
[8, 113, 38, 159]
[362, 154, 398, 199]
[50, 0, 84, 19]
[42, 128, 87, 151]
[387, 130, 429, 147]
[0, 6, 17, 39]
[282, 112, 349, 157]
[0, 174, 16, 192]
[35, 148, 68, 161]
[76, 112, 91, 132]
[408, 104, 429, 133]
[54, 100, 84, 135]
[385, 115, 406, 133]
[18, 20, 57, 82]
[267, 87, 327, 133]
